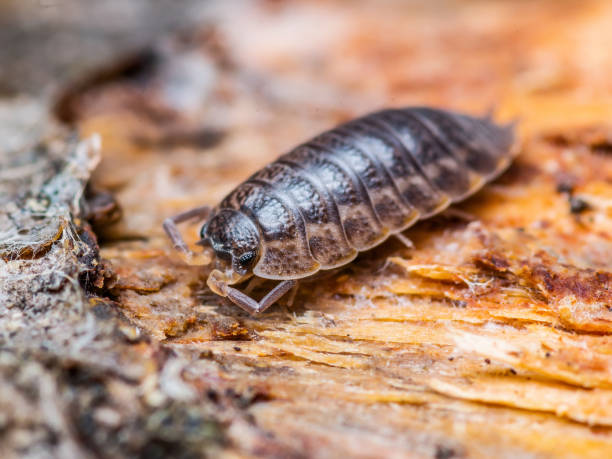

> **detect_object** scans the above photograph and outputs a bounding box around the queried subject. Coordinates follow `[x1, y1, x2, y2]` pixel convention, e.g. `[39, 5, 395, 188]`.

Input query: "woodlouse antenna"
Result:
[162, 205, 214, 266]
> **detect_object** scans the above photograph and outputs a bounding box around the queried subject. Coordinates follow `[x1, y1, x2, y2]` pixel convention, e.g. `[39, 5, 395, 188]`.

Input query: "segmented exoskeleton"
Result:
[164, 107, 517, 314]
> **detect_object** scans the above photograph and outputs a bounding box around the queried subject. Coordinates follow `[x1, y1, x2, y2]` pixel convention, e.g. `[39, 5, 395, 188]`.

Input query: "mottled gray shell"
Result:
[207, 107, 516, 280]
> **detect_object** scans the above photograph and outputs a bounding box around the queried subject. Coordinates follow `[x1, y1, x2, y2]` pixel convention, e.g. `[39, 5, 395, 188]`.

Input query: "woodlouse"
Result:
[164, 107, 517, 314]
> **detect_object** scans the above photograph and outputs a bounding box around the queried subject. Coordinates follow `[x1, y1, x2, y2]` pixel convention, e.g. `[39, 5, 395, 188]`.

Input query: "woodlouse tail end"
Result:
[481, 104, 519, 133]
[475, 111, 521, 179]
[484, 111, 520, 159]
[488, 118, 522, 179]
[502, 117, 521, 158]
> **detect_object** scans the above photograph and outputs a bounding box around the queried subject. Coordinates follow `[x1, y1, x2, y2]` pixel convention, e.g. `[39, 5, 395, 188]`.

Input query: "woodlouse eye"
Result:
[238, 251, 256, 268]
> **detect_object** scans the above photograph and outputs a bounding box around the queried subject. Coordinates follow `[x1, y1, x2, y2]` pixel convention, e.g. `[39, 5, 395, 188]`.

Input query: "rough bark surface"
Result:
[2, 1, 612, 458]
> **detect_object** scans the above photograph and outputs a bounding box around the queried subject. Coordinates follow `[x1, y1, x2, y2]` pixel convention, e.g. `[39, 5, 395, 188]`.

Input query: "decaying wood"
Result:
[2, 1, 612, 458]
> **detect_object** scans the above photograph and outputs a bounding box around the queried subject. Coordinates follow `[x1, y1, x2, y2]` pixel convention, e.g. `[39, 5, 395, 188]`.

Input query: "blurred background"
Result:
[3, 0, 611, 122]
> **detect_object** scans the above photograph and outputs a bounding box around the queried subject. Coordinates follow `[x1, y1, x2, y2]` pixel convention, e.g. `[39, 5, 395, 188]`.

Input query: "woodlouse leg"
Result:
[440, 207, 476, 222]
[243, 276, 265, 295]
[163, 205, 211, 257]
[285, 281, 300, 307]
[394, 233, 414, 249]
[224, 280, 297, 315]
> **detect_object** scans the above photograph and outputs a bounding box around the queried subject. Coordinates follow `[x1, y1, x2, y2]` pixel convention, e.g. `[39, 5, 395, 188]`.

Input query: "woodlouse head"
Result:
[199, 209, 261, 278]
